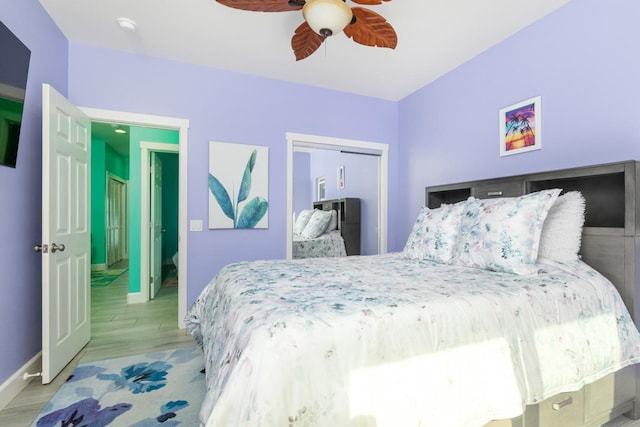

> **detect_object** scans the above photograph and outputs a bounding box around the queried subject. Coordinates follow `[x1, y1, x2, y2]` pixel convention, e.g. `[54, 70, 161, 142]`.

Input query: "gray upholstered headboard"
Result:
[425, 160, 640, 326]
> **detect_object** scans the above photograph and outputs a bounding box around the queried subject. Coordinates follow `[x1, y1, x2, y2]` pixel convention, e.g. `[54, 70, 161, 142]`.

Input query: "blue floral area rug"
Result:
[31, 346, 205, 427]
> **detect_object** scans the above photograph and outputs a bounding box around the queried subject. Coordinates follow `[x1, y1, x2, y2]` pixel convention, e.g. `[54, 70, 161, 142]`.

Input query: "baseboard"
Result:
[91, 263, 107, 271]
[0, 352, 42, 411]
[127, 291, 147, 304]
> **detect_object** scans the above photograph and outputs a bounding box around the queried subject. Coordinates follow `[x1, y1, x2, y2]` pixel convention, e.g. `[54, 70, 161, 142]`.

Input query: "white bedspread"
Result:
[293, 230, 347, 258]
[185, 253, 640, 427]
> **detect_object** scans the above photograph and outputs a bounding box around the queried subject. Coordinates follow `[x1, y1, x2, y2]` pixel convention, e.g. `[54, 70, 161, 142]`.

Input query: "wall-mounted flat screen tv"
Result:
[0, 20, 30, 168]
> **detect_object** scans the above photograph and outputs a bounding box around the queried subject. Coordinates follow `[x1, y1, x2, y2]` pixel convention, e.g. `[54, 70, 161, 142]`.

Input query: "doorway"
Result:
[81, 107, 189, 329]
[142, 145, 179, 300]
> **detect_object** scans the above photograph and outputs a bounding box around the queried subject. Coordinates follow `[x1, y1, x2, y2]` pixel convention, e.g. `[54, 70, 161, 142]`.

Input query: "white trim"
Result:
[140, 141, 179, 305]
[285, 132, 389, 259]
[0, 352, 42, 411]
[126, 291, 146, 304]
[79, 107, 189, 329]
[91, 263, 107, 271]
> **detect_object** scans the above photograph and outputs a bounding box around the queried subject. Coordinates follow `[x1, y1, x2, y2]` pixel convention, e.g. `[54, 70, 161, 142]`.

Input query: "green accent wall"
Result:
[90, 137, 106, 265]
[128, 126, 179, 294]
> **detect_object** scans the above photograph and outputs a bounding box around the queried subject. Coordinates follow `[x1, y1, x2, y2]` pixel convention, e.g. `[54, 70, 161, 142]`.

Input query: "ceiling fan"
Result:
[216, 0, 398, 61]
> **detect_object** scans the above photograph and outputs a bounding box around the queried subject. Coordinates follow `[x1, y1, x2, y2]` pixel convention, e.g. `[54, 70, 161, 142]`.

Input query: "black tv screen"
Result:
[0, 20, 30, 168]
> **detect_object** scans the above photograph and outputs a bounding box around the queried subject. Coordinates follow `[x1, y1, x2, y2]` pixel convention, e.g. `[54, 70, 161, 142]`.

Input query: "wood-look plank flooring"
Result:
[0, 261, 196, 427]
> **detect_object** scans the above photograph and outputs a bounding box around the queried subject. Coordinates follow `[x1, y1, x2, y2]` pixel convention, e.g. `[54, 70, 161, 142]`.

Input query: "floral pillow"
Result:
[301, 209, 333, 239]
[454, 189, 561, 275]
[403, 200, 467, 264]
[294, 209, 315, 235]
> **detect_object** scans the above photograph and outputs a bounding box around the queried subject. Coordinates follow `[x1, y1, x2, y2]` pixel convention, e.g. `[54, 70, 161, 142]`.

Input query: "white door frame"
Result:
[285, 132, 389, 259]
[80, 107, 189, 329]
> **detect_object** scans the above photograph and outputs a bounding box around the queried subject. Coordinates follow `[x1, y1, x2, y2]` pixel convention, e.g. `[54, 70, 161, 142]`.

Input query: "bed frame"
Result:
[313, 197, 361, 255]
[425, 160, 640, 427]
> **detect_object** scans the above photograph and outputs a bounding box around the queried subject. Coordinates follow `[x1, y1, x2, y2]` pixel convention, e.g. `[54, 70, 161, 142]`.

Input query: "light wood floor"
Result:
[0, 261, 196, 427]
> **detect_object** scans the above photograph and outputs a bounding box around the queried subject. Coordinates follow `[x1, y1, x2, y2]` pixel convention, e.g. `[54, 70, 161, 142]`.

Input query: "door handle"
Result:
[34, 244, 49, 253]
[50, 243, 65, 253]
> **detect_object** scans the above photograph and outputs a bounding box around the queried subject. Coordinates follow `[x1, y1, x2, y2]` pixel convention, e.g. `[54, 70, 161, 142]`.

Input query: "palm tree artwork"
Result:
[504, 102, 537, 151]
[209, 142, 269, 229]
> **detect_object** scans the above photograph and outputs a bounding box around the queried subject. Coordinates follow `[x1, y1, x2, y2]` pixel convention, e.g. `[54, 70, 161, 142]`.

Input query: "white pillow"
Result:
[301, 210, 333, 239]
[327, 210, 338, 231]
[538, 191, 586, 262]
[294, 209, 314, 235]
[403, 200, 467, 264]
[454, 189, 561, 275]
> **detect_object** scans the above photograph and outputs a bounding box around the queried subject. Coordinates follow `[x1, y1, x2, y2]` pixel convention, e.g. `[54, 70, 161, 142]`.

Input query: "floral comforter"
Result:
[293, 230, 347, 258]
[185, 253, 640, 427]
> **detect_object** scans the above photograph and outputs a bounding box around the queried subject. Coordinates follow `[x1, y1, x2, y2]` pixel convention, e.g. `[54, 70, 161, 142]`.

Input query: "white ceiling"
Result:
[39, 0, 571, 101]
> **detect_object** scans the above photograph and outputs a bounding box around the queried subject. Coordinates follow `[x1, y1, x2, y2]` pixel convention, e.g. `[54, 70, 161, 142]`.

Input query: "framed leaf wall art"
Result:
[208, 141, 269, 229]
[499, 96, 541, 157]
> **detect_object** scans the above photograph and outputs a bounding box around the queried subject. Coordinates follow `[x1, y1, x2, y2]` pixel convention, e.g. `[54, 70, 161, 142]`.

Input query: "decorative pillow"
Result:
[301, 209, 333, 239]
[294, 209, 314, 235]
[403, 200, 467, 264]
[454, 189, 561, 275]
[538, 191, 586, 262]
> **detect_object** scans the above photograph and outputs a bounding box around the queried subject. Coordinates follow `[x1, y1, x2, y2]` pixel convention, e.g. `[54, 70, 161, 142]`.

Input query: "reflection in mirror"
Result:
[0, 20, 30, 168]
[292, 146, 379, 259]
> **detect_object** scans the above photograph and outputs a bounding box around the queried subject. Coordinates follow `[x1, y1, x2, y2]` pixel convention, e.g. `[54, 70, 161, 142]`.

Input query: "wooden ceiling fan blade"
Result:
[350, 0, 391, 5]
[291, 21, 324, 61]
[216, 0, 303, 12]
[343, 7, 397, 49]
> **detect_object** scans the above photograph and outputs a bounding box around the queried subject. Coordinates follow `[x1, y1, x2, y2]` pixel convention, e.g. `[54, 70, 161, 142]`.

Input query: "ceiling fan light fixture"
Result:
[302, 0, 353, 38]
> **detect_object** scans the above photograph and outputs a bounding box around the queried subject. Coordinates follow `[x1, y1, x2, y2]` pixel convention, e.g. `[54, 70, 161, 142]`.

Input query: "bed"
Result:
[186, 161, 640, 427]
[292, 198, 360, 258]
[293, 229, 347, 258]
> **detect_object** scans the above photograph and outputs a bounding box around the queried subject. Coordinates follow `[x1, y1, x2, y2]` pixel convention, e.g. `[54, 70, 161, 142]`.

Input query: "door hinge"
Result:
[149, 276, 153, 284]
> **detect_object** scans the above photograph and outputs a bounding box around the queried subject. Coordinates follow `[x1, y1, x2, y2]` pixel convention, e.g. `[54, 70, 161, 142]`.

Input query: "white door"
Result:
[106, 176, 125, 266]
[150, 152, 163, 299]
[41, 84, 91, 384]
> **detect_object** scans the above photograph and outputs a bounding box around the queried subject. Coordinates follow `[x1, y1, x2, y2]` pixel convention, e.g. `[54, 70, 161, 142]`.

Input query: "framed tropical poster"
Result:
[499, 96, 541, 156]
[338, 165, 345, 189]
[208, 141, 269, 229]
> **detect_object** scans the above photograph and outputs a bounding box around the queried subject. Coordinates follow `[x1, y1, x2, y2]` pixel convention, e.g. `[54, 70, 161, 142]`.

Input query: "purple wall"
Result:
[66, 43, 399, 306]
[310, 150, 379, 255]
[0, 0, 68, 387]
[398, 0, 640, 243]
[293, 151, 312, 216]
